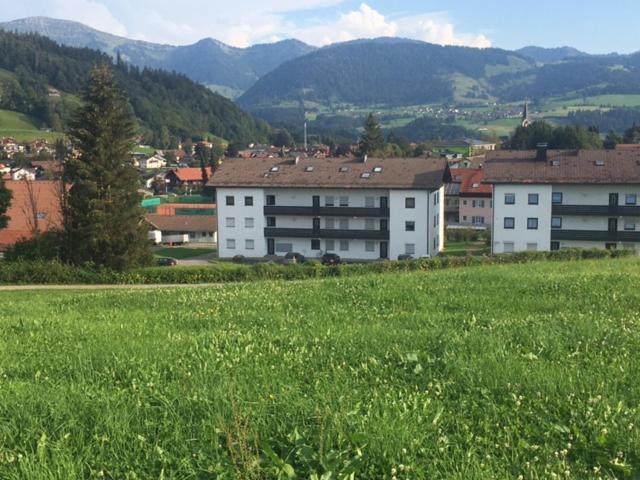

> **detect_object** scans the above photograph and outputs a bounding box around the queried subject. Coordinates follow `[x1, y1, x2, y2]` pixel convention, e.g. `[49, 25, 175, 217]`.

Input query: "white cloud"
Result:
[397, 14, 492, 49]
[51, 0, 128, 37]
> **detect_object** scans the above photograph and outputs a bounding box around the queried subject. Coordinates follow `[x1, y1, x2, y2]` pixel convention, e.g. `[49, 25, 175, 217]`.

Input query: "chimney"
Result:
[536, 143, 548, 162]
[294, 156, 300, 165]
[363, 154, 368, 163]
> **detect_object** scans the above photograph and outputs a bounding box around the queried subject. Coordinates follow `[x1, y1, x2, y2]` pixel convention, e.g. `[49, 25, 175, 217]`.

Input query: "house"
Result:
[145, 214, 217, 244]
[31, 160, 63, 178]
[165, 167, 213, 189]
[456, 168, 493, 228]
[10, 168, 37, 181]
[0, 181, 62, 251]
[444, 182, 461, 224]
[484, 146, 640, 253]
[209, 156, 449, 261]
[140, 154, 167, 171]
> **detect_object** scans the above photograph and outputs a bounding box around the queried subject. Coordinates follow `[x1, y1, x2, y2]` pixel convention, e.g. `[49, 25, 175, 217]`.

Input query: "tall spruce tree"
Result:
[64, 66, 151, 269]
[0, 178, 11, 230]
[359, 113, 384, 155]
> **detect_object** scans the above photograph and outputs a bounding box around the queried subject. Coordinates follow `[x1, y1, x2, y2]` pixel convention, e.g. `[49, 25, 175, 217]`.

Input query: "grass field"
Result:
[1, 259, 639, 478]
[0, 109, 63, 142]
[154, 247, 217, 259]
[442, 241, 490, 257]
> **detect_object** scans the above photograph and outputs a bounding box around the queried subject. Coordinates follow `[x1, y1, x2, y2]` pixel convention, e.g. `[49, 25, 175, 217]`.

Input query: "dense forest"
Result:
[0, 30, 270, 146]
[392, 116, 473, 143]
[562, 107, 640, 134]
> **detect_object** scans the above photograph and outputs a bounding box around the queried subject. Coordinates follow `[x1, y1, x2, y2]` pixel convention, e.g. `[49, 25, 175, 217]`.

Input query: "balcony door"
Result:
[312, 195, 320, 208]
[609, 193, 619, 207]
[380, 196, 388, 209]
[380, 241, 388, 259]
[380, 219, 388, 231]
[313, 217, 321, 231]
[267, 239, 275, 255]
[608, 218, 618, 233]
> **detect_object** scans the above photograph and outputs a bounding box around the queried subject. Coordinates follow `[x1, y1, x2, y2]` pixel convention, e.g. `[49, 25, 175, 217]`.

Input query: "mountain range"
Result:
[0, 17, 315, 98]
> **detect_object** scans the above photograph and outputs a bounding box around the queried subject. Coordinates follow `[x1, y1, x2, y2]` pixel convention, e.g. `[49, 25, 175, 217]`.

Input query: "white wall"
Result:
[264, 188, 388, 207]
[556, 185, 640, 205]
[493, 184, 552, 253]
[389, 190, 430, 259]
[217, 187, 266, 257]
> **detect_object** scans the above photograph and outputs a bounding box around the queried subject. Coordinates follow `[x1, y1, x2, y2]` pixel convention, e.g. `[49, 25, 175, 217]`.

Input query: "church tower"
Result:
[522, 99, 532, 128]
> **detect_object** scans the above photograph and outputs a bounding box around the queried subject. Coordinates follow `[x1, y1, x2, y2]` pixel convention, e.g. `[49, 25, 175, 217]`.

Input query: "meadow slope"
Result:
[0, 259, 639, 479]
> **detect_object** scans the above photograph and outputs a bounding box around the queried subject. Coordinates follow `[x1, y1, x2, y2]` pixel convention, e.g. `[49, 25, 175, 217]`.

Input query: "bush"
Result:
[0, 248, 635, 285]
[446, 228, 488, 243]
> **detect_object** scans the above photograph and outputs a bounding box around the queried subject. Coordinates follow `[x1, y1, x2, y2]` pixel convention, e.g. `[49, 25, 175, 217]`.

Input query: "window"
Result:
[551, 217, 562, 229]
[325, 218, 335, 229]
[339, 218, 349, 230]
[339, 240, 349, 252]
[504, 193, 515, 205]
[373, 166, 383, 173]
[405, 221, 415, 232]
[472, 200, 477, 208]
[626, 194, 637, 205]
[503, 242, 515, 253]
[527, 243, 538, 252]
[405, 243, 416, 255]
[527, 218, 539, 230]
[339, 166, 349, 172]
[37, 212, 47, 220]
[365, 196, 375, 208]
[463, 200, 468, 206]
[504, 217, 515, 229]
[551, 241, 560, 251]
[245, 239, 255, 250]
[472, 216, 485, 225]
[225, 195, 235, 206]
[434, 195, 437, 206]
[326, 240, 335, 251]
[528, 193, 539, 205]
[245, 217, 254, 228]
[479, 200, 485, 208]
[244, 196, 254, 206]
[275, 243, 293, 253]
[305, 166, 314, 172]
[226, 239, 236, 249]
[325, 196, 335, 207]
[266, 217, 276, 227]
[552, 192, 563, 205]
[225, 217, 235, 228]
[361, 172, 371, 179]
[365, 219, 376, 230]
[339, 196, 349, 207]
[311, 239, 321, 250]
[266, 195, 275, 206]
[270, 166, 279, 172]
[405, 197, 416, 209]
[625, 219, 636, 231]
[365, 241, 375, 252]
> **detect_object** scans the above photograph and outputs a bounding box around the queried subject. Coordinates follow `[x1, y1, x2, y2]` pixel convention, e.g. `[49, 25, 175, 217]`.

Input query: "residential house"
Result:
[165, 167, 213, 190]
[0, 180, 62, 251]
[484, 147, 640, 253]
[209, 156, 449, 260]
[140, 154, 167, 171]
[457, 168, 493, 228]
[10, 168, 37, 181]
[145, 214, 217, 244]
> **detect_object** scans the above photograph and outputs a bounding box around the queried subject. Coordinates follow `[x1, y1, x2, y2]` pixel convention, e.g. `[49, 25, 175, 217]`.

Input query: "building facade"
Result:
[210, 157, 448, 261]
[485, 148, 640, 253]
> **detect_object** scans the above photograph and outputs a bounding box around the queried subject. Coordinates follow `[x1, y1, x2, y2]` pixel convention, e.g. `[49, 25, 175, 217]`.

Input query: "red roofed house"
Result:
[0, 180, 63, 251]
[165, 167, 213, 189]
[454, 168, 493, 228]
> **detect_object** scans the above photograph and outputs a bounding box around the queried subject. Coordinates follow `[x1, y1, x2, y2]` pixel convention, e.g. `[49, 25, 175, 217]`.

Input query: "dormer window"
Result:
[595, 160, 605, 167]
[270, 166, 280, 172]
[361, 172, 371, 179]
[305, 166, 314, 172]
[472, 183, 480, 188]
[373, 166, 383, 173]
[339, 166, 349, 172]
[551, 160, 560, 167]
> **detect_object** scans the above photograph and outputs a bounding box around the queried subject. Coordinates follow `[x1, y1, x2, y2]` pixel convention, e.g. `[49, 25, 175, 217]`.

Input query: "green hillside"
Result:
[0, 109, 62, 141]
[1, 258, 638, 478]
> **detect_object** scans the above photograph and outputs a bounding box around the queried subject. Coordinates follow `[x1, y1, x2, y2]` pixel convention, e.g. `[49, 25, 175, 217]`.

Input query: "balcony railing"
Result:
[264, 206, 390, 218]
[264, 227, 390, 240]
[552, 205, 640, 216]
[551, 230, 640, 242]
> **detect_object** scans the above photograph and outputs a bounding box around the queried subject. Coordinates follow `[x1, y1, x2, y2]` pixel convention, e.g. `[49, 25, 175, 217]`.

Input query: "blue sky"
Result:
[1, 0, 638, 53]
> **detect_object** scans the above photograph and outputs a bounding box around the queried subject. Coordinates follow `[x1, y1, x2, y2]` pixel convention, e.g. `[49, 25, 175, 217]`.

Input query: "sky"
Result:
[1, 0, 639, 53]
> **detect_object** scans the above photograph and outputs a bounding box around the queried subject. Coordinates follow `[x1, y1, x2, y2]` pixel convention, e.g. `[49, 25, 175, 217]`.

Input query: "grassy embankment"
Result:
[0, 258, 638, 478]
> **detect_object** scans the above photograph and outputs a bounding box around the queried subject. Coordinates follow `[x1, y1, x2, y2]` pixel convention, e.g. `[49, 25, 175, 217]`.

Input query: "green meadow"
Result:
[0, 259, 638, 479]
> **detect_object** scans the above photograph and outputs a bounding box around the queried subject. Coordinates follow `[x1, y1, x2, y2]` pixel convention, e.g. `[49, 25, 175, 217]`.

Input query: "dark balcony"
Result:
[552, 205, 640, 216]
[264, 228, 390, 240]
[264, 206, 390, 218]
[551, 230, 640, 242]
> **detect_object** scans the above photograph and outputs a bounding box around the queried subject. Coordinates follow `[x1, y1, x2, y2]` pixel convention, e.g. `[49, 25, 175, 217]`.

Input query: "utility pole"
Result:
[304, 122, 308, 151]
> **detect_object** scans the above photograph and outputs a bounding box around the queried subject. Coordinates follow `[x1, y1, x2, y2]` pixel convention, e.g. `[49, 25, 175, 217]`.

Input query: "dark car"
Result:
[284, 252, 306, 264]
[321, 253, 341, 266]
[398, 254, 414, 261]
[157, 257, 177, 267]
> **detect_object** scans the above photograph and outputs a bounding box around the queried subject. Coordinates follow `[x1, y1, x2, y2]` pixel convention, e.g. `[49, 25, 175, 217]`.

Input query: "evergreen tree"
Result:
[64, 66, 151, 270]
[603, 130, 623, 150]
[623, 123, 640, 144]
[0, 178, 12, 230]
[359, 113, 384, 155]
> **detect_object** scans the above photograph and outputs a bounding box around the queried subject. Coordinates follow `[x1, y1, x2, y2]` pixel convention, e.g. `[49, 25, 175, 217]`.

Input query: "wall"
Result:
[459, 196, 493, 227]
[217, 187, 266, 257]
[389, 190, 430, 259]
[492, 184, 552, 253]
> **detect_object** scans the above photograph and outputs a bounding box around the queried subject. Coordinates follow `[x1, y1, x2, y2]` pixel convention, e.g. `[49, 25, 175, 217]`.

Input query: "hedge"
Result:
[0, 248, 635, 286]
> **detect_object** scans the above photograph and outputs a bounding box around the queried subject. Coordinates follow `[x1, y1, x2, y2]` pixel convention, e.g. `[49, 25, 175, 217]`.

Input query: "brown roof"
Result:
[145, 214, 217, 233]
[0, 180, 62, 251]
[208, 157, 448, 190]
[168, 167, 213, 182]
[484, 149, 640, 184]
[457, 169, 492, 197]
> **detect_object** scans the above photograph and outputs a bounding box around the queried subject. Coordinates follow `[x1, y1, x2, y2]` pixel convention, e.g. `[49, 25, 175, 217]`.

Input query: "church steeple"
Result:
[522, 99, 532, 128]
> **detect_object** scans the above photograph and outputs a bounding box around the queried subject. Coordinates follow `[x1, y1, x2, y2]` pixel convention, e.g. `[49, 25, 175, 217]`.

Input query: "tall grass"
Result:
[0, 259, 639, 478]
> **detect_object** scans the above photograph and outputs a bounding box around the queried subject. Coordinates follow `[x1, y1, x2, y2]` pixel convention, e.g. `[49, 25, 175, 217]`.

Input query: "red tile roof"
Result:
[169, 167, 213, 182]
[457, 168, 492, 196]
[0, 180, 63, 251]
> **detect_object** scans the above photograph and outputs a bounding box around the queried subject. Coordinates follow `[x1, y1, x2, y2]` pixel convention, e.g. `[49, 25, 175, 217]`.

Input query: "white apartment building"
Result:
[485, 148, 640, 253]
[209, 156, 448, 260]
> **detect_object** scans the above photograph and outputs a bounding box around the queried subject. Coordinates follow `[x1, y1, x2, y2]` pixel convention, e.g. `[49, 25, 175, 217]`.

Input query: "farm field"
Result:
[1, 259, 639, 478]
[0, 109, 63, 142]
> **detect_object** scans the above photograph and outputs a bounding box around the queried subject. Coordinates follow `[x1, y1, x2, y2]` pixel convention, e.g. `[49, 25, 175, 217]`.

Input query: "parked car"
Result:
[321, 253, 341, 266]
[284, 252, 306, 264]
[157, 257, 177, 267]
[398, 254, 414, 261]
